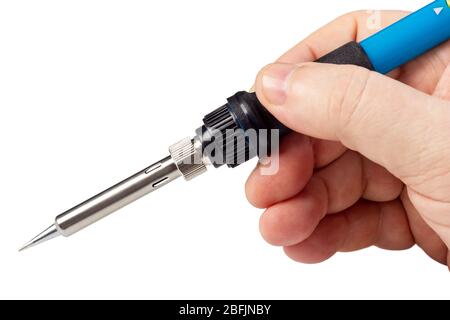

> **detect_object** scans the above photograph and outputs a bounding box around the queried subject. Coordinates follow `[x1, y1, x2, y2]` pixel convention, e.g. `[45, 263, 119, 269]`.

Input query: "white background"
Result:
[1, 0, 448, 299]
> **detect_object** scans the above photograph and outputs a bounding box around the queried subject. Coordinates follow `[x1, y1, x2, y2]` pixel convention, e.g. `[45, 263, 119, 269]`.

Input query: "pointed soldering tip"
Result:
[19, 224, 60, 252]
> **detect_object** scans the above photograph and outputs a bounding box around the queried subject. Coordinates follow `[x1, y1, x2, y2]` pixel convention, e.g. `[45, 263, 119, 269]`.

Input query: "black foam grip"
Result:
[316, 41, 374, 70]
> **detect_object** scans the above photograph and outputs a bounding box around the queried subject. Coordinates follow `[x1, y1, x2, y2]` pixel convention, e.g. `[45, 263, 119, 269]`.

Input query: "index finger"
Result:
[277, 10, 409, 64]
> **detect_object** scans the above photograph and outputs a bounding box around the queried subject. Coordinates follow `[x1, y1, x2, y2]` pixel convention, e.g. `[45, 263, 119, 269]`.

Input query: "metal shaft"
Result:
[20, 137, 208, 251]
[55, 155, 181, 236]
[19, 156, 181, 251]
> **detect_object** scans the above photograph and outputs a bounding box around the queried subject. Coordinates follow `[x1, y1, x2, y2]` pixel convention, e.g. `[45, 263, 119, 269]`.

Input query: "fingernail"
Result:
[261, 63, 296, 105]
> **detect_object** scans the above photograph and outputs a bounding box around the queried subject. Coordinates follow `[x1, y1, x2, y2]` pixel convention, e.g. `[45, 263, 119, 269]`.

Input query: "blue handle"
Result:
[360, 0, 450, 74]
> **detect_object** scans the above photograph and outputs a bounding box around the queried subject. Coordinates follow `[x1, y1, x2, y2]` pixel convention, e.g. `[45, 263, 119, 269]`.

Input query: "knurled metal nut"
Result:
[169, 137, 207, 181]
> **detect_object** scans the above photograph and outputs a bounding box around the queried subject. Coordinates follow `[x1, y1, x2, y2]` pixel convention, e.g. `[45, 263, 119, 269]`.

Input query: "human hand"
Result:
[246, 11, 450, 267]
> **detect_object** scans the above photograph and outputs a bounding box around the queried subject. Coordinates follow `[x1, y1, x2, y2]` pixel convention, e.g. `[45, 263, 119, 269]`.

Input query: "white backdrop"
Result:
[1, 0, 448, 299]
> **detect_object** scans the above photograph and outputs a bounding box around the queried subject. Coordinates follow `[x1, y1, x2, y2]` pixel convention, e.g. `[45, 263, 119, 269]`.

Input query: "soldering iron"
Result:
[20, 0, 450, 250]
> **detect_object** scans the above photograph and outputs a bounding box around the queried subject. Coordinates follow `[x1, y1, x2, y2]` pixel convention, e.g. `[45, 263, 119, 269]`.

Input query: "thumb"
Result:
[255, 62, 450, 199]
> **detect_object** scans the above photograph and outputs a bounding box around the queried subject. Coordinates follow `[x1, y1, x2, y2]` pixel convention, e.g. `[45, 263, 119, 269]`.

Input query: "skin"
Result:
[245, 11, 450, 267]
